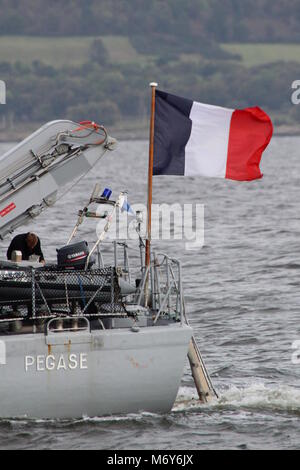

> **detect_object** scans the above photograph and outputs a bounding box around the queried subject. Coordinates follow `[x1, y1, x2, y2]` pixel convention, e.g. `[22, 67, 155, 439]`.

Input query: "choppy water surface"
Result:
[0, 137, 300, 450]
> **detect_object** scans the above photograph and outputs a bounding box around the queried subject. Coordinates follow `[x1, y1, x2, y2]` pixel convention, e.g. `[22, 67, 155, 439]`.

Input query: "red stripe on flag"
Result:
[226, 107, 273, 181]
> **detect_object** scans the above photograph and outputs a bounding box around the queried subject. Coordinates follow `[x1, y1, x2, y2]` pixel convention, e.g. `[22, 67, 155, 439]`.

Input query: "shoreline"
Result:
[0, 123, 298, 143]
[0, 122, 149, 143]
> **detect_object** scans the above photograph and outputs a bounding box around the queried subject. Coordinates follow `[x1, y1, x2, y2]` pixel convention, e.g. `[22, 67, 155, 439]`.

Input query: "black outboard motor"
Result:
[57, 241, 94, 270]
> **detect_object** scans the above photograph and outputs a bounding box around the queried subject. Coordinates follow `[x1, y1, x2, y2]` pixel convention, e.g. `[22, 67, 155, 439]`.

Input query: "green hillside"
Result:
[0, 0, 299, 135]
[0, 36, 144, 67]
[2, 37, 300, 70]
[222, 43, 300, 67]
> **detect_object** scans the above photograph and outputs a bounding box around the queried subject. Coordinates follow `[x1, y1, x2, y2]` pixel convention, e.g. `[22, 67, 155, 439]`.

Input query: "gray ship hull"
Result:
[0, 324, 192, 419]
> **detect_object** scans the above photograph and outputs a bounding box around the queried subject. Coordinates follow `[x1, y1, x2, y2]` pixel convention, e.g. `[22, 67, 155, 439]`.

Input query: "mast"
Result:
[145, 82, 158, 268]
[145, 82, 157, 298]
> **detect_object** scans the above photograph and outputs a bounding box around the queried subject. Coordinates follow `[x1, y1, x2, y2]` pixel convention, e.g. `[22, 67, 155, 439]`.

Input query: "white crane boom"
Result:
[0, 120, 117, 239]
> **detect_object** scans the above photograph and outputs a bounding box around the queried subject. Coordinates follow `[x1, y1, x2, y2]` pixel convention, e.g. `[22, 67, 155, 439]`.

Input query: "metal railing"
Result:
[0, 240, 186, 328]
[92, 241, 184, 324]
[47, 316, 90, 334]
[134, 252, 184, 324]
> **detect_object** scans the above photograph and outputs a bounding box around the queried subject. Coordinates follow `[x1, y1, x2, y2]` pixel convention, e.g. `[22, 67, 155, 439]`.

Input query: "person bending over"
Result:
[7, 232, 45, 263]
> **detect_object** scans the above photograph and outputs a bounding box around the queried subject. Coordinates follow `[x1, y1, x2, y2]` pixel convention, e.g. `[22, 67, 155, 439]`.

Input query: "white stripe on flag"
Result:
[185, 102, 234, 178]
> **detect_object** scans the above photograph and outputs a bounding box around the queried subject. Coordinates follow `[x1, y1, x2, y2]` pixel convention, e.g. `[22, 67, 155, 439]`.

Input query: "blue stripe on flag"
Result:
[153, 90, 193, 176]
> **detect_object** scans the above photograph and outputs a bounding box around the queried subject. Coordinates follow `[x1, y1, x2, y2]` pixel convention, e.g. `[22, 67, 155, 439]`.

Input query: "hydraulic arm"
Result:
[0, 120, 117, 239]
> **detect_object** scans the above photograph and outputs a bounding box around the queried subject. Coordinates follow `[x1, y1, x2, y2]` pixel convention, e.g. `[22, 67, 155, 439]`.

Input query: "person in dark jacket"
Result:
[7, 233, 45, 263]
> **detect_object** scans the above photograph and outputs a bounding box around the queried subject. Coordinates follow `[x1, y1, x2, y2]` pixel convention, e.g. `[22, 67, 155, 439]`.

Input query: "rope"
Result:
[63, 121, 108, 146]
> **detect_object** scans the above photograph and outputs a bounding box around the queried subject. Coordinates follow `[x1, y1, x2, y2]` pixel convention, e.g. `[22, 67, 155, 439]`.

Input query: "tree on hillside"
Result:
[90, 39, 109, 65]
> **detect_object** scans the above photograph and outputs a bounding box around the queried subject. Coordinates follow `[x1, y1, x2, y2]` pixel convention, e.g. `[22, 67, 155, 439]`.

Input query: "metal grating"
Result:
[0, 267, 125, 315]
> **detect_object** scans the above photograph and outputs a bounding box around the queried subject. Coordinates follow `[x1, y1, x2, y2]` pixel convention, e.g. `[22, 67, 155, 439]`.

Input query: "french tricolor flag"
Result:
[153, 90, 273, 181]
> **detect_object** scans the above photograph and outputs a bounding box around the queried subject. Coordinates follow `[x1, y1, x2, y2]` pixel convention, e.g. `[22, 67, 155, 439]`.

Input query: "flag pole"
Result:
[145, 82, 158, 286]
[144, 83, 217, 402]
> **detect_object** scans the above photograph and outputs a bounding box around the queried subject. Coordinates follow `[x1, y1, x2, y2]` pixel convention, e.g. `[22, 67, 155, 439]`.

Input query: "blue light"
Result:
[101, 188, 112, 200]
